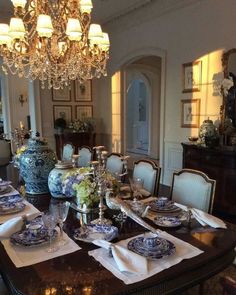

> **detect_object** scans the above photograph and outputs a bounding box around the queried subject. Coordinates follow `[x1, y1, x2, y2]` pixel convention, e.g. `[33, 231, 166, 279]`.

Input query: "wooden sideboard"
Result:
[55, 132, 96, 159]
[182, 143, 236, 216]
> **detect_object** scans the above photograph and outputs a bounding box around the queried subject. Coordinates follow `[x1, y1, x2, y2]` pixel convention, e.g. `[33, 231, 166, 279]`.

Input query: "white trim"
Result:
[0, 72, 12, 138]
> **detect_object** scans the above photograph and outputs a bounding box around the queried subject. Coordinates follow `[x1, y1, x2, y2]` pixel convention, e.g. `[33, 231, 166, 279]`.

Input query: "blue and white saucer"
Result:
[127, 236, 176, 260]
[149, 201, 182, 213]
[153, 216, 181, 228]
[0, 195, 25, 215]
[10, 227, 57, 247]
[74, 224, 118, 243]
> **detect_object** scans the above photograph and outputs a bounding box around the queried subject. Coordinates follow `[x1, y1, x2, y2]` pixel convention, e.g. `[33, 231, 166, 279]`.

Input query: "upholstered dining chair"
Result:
[62, 143, 74, 162]
[106, 153, 124, 176]
[133, 159, 161, 195]
[169, 168, 216, 214]
[78, 146, 93, 167]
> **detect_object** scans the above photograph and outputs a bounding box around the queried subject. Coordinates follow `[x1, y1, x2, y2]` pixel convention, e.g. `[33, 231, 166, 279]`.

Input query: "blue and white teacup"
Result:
[156, 197, 168, 207]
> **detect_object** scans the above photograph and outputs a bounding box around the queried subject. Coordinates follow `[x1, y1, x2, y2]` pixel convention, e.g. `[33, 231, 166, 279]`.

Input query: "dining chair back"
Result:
[133, 159, 161, 195]
[169, 168, 216, 214]
[78, 146, 93, 167]
[62, 143, 74, 162]
[106, 153, 124, 176]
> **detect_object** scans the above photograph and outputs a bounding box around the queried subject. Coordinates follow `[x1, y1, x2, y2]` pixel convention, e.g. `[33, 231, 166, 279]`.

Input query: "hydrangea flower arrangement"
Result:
[62, 167, 119, 208]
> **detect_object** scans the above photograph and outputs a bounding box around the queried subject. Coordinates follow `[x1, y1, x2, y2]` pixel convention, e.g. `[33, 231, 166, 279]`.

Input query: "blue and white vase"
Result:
[19, 138, 57, 194]
[48, 162, 74, 198]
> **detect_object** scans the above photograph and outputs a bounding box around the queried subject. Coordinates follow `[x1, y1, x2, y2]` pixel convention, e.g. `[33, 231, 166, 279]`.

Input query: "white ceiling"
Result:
[0, 0, 152, 24]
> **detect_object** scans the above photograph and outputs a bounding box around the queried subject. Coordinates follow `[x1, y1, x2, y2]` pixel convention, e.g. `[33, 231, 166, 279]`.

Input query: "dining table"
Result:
[0, 183, 236, 295]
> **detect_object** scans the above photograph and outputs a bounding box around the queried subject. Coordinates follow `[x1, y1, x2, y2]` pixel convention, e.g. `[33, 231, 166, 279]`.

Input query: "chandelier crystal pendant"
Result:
[0, 0, 110, 89]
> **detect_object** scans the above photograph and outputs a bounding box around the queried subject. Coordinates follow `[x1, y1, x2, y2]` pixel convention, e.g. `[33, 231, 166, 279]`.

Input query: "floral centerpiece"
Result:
[62, 167, 119, 209]
[68, 118, 95, 133]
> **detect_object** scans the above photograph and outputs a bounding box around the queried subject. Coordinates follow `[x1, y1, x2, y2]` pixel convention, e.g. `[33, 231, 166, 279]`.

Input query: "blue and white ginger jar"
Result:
[48, 161, 74, 198]
[19, 138, 57, 194]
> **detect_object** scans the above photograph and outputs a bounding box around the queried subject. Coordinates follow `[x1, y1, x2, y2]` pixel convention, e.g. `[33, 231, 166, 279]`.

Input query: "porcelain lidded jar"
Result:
[19, 137, 57, 194]
[48, 161, 74, 198]
[198, 118, 219, 147]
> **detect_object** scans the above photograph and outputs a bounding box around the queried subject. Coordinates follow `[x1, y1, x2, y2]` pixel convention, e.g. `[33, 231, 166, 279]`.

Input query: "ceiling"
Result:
[0, 0, 153, 24]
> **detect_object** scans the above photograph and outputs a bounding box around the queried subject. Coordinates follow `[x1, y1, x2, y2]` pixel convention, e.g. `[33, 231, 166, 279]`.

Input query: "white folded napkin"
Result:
[0, 212, 41, 239]
[93, 239, 148, 274]
[174, 203, 226, 229]
[120, 185, 151, 197]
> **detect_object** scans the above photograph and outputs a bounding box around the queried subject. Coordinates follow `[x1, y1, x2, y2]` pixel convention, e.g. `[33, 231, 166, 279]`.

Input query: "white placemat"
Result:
[89, 231, 203, 284]
[1, 230, 81, 268]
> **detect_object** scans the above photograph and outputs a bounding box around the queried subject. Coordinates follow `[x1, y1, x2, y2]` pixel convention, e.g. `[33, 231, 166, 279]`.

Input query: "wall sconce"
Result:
[19, 94, 27, 106]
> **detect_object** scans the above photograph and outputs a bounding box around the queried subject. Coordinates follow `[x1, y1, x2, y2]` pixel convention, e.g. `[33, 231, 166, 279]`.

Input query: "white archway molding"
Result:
[110, 46, 166, 181]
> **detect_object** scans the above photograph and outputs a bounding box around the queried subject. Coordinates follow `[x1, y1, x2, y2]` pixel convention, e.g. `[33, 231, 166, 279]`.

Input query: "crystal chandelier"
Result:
[0, 0, 110, 89]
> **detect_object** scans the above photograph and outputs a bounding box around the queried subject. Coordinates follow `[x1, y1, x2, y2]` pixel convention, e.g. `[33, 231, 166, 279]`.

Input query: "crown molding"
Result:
[103, 0, 202, 31]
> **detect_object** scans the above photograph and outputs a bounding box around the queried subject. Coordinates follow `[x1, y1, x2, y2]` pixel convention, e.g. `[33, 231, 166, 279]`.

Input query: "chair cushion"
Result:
[78, 148, 92, 167]
[172, 173, 212, 212]
[133, 162, 157, 194]
[106, 155, 123, 175]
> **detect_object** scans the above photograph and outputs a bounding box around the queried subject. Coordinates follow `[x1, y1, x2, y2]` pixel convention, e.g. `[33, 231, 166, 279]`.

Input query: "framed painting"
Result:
[75, 80, 92, 102]
[181, 99, 200, 128]
[52, 87, 71, 102]
[53, 105, 72, 124]
[182, 61, 202, 93]
[76, 106, 93, 120]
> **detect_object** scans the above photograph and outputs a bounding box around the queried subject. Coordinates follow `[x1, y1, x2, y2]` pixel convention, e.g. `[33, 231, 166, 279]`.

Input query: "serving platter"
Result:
[153, 216, 181, 228]
[127, 236, 176, 260]
[10, 228, 58, 247]
[74, 224, 118, 243]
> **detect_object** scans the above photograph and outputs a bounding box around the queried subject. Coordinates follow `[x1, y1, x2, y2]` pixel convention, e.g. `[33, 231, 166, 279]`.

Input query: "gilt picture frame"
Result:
[52, 87, 71, 102]
[182, 61, 202, 93]
[181, 99, 200, 128]
[75, 80, 92, 102]
[76, 105, 93, 120]
[53, 105, 72, 124]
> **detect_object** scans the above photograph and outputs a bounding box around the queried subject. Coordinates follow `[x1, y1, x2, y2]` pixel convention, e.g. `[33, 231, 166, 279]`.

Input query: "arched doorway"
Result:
[126, 73, 150, 155]
[123, 56, 162, 162]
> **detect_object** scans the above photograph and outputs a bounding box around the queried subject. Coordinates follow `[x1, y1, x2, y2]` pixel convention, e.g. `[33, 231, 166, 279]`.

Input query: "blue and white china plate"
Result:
[74, 224, 118, 243]
[10, 228, 58, 247]
[153, 216, 181, 228]
[0, 194, 25, 215]
[127, 236, 176, 260]
[0, 180, 12, 187]
[149, 201, 182, 213]
[0, 186, 12, 195]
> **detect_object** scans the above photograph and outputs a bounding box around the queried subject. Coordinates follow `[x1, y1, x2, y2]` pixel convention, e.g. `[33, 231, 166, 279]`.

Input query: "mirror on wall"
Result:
[222, 49, 236, 128]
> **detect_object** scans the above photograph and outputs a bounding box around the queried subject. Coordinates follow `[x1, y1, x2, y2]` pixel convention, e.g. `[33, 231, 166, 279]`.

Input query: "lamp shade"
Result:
[66, 18, 82, 41]
[100, 32, 110, 51]
[9, 18, 26, 39]
[80, 0, 93, 14]
[89, 24, 103, 45]
[11, 0, 26, 8]
[36, 14, 53, 38]
[0, 24, 11, 45]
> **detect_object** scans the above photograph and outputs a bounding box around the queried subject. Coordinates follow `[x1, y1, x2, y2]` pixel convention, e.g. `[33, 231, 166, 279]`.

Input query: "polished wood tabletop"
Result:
[0, 192, 236, 295]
